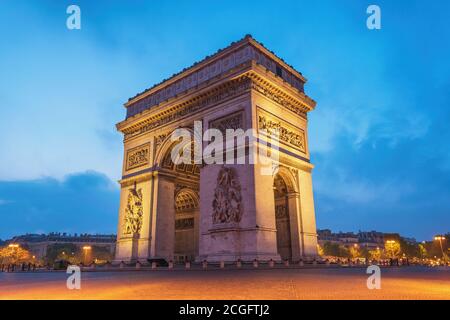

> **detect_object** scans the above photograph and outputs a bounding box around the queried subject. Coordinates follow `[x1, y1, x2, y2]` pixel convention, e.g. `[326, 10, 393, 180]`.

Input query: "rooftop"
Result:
[124, 35, 309, 118]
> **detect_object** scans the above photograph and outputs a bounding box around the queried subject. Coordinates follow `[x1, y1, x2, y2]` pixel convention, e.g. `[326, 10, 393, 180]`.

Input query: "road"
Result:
[0, 266, 449, 300]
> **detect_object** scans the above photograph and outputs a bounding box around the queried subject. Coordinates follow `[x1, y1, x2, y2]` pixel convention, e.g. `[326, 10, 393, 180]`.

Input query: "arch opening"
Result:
[174, 189, 199, 263]
[273, 174, 293, 261]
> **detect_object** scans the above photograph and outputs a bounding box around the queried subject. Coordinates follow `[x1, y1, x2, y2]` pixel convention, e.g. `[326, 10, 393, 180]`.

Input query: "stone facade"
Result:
[114, 35, 318, 263]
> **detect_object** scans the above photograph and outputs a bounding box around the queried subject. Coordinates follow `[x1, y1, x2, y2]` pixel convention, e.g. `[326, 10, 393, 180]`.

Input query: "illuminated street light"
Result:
[8, 244, 19, 249]
[83, 245, 92, 265]
[434, 235, 447, 262]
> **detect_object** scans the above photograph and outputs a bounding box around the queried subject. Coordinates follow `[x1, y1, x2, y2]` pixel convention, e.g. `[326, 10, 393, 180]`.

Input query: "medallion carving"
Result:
[212, 167, 243, 224]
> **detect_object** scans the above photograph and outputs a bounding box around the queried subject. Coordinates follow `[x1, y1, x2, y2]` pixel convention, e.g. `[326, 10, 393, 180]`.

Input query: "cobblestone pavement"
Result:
[0, 266, 449, 300]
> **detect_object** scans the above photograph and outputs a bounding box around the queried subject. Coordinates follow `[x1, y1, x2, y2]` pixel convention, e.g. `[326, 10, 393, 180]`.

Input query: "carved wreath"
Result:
[123, 185, 144, 235]
[212, 167, 243, 224]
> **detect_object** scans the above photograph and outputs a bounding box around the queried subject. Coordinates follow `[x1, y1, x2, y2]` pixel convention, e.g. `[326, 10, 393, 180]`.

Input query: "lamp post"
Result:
[82, 245, 92, 265]
[434, 236, 446, 263]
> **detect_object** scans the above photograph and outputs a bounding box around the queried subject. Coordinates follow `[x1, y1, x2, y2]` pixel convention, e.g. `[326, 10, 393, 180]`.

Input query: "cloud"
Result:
[0, 171, 119, 239]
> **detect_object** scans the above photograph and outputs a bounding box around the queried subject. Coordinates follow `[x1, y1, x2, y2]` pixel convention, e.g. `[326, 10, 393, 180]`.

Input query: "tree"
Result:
[368, 249, 382, 261]
[317, 244, 324, 256]
[45, 243, 81, 264]
[91, 246, 114, 263]
[418, 244, 428, 259]
[323, 242, 340, 257]
[349, 246, 361, 259]
[338, 245, 350, 258]
[0, 245, 32, 264]
[385, 241, 401, 258]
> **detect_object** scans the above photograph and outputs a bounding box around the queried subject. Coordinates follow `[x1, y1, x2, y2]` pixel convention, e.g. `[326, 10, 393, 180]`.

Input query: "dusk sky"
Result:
[0, 1, 449, 241]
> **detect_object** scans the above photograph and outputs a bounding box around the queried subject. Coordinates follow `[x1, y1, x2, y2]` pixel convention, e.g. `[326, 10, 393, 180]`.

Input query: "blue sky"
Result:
[0, 0, 449, 241]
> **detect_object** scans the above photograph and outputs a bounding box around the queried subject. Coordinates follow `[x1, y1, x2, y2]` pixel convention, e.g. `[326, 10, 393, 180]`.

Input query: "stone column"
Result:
[287, 192, 302, 261]
[115, 175, 152, 263]
[297, 168, 318, 257]
[137, 173, 156, 262]
[153, 175, 176, 261]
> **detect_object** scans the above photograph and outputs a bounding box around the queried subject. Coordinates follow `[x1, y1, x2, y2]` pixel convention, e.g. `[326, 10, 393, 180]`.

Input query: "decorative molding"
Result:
[125, 36, 306, 118]
[155, 133, 168, 149]
[122, 77, 252, 140]
[251, 79, 308, 119]
[257, 109, 306, 153]
[209, 111, 244, 135]
[126, 143, 151, 171]
[123, 184, 144, 236]
[212, 167, 243, 224]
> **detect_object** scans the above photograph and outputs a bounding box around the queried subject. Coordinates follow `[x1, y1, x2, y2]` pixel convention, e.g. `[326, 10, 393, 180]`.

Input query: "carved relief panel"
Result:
[209, 111, 244, 134]
[212, 167, 243, 224]
[123, 184, 144, 236]
[257, 108, 306, 154]
[125, 143, 151, 171]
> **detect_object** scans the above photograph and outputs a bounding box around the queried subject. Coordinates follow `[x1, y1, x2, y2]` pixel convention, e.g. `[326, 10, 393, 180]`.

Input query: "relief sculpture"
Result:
[123, 184, 144, 235]
[212, 167, 243, 224]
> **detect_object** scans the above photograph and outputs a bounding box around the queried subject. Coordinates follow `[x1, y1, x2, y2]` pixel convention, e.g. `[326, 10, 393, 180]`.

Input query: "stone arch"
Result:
[273, 166, 302, 261]
[155, 128, 201, 176]
[174, 187, 199, 263]
[175, 188, 199, 212]
[154, 127, 197, 168]
[274, 166, 298, 194]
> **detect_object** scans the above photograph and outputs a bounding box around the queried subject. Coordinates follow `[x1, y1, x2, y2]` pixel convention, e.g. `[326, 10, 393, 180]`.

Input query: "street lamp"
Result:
[434, 235, 446, 262]
[83, 246, 92, 265]
[8, 244, 19, 249]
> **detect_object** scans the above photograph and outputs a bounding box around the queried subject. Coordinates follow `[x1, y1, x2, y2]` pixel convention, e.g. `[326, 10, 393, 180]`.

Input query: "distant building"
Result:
[358, 230, 384, 249]
[6, 233, 116, 260]
[318, 229, 384, 249]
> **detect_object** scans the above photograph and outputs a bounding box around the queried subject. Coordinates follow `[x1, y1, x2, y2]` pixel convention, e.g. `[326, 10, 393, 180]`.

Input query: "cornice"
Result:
[117, 65, 316, 141]
[124, 35, 309, 117]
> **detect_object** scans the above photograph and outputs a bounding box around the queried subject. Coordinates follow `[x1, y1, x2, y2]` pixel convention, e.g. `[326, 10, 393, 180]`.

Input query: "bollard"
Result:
[236, 259, 242, 269]
[119, 261, 125, 269]
[284, 260, 289, 267]
[220, 261, 225, 269]
[313, 259, 317, 265]
[253, 259, 258, 268]
[168, 260, 174, 270]
[269, 259, 275, 268]
[185, 261, 191, 270]
[135, 261, 141, 269]
[299, 260, 304, 267]
[326, 259, 330, 266]
[202, 260, 208, 270]
[151, 261, 157, 269]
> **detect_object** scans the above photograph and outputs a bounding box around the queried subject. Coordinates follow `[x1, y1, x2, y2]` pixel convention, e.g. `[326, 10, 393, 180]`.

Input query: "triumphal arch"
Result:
[114, 35, 318, 263]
